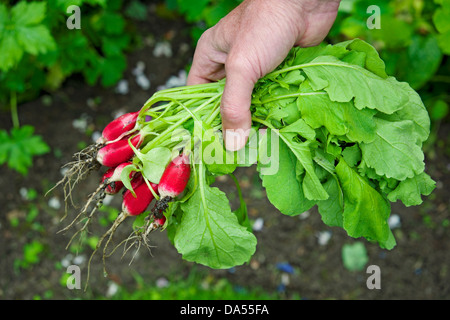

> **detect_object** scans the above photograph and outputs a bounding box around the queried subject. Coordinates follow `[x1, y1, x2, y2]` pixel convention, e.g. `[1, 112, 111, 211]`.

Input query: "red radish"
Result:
[150, 152, 190, 220]
[157, 153, 191, 200]
[122, 175, 158, 216]
[154, 216, 166, 226]
[104, 178, 124, 195]
[101, 167, 122, 195]
[97, 111, 140, 144]
[96, 134, 143, 167]
[143, 215, 167, 238]
[102, 161, 134, 182]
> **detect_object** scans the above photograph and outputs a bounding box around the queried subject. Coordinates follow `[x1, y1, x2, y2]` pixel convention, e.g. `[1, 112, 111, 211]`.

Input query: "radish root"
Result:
[48, 143, 102, 218]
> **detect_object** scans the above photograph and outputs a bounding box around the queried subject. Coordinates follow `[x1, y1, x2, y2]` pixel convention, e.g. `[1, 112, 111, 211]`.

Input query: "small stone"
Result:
[115, 79, 129, 95]
[253, 217, 264, 232]
[48, 197, 61, 210]
[388, 214, 401, 229]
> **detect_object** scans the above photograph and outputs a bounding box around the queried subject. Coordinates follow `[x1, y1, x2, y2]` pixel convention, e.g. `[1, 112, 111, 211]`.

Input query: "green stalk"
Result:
[141, 92, 223, 153]
[267, 60, 370, 78]
[251, 116, 275, 130]
[10, 91, 19, 128]
[252, 91, 327, 105]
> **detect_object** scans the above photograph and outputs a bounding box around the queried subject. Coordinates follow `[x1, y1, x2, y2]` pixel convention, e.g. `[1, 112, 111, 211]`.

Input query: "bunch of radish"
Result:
[52, 40, 435, 283]
[53, 108, 192, 284]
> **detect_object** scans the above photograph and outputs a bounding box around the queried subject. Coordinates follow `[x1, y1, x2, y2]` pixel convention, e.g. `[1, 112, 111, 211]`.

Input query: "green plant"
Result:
[164, 0, 243, 42]
[342, 242, 369, 271]
[0, 125, 50, 175]
[0, 0, 137, 175]
[329, 0, 450, 139]
[14, 239, 45, 270]
[109, 269, 277, 300]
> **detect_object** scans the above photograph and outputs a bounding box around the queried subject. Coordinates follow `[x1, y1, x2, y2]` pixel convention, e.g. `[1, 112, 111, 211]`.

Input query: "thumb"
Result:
[221, 60, 257, 151]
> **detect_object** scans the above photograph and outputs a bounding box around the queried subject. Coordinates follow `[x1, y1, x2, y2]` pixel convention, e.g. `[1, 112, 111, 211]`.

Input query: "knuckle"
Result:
[220, 103, 245, 123]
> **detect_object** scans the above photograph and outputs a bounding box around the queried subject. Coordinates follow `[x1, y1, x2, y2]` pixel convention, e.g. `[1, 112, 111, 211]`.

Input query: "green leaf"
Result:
[433, 0, 450, 54]
[336, 158, 394, 249]
[125, 0, 148, 21]
[175, 164, 256, 269]
[341, 144, 361, 168]
[0, 1, 55, 71]
[297, 81, 377, 143]
[429, 100, 449, 121]
[202, 0, 236, 27]
[0, 126, 50, 176]
[0, 32, 24, 72]
[387, 172, 436, 206]
[342, 242, 368, 271]
[376, 80, 430, 146]
[258, 130, 316, 215]
[278, 124, 329, 201]
[370, 15, 413, 49]
[120, 163, 138, 196]
[394, 35, 443, 90]
[11, 1, 47, 26]
[360, 118, 425, 181]
[301, 55, 408, 114]
[335, 38, 388, 78]
[0, 4, 8, 34]
[139, 147, 172, 184]
[176, 0, 210, 22]
[16, 24, 56, 55]
[100, 54, 127, 87]
[317, 176, 344, 227]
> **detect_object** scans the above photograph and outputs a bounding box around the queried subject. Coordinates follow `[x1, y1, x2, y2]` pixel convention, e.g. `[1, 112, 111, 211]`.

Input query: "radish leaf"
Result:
[175, 163, 256, 269]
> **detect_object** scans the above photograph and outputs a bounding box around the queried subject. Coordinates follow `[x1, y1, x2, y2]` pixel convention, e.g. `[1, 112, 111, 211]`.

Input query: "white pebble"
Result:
[153, 41, 172, 58]
[73, 254, 86, 265]
[60, 167, 69, 177]
[115, 79, 129, 95]
[72, 118, 88, 132]
[91, 131, 102, 143]
[281, 273, 290, 286]
[48, 196, 61, 210]
[136, 73, 150, 90]
[106, 282, 119, 297]
[316, 230, 332, 246]
[253, 217, 264, 232]
[19, 187, 28, 200]
[61, 254, 73, 268]
[156, 277, 169, 288]
[388, 214, 401, 229]
[102, 194, 115, 206]
[298, 210, 310, 220]
[132, 61, 146, 76]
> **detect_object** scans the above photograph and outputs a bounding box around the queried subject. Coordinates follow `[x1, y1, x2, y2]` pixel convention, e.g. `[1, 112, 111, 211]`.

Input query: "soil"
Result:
[1, 6, 449, 300]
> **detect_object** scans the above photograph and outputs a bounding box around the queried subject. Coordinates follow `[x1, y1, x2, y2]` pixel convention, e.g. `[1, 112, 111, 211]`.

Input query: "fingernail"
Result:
[224, 129, 247, 151]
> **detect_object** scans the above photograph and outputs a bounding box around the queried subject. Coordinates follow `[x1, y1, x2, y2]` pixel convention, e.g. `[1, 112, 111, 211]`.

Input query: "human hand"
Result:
[187, 0, 341, 151]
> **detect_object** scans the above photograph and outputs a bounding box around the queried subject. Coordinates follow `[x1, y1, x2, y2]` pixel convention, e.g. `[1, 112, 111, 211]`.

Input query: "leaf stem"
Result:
[10, 91, 19, 128]
[251, 116, 275, 130]
[141, 92, 223, 153]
